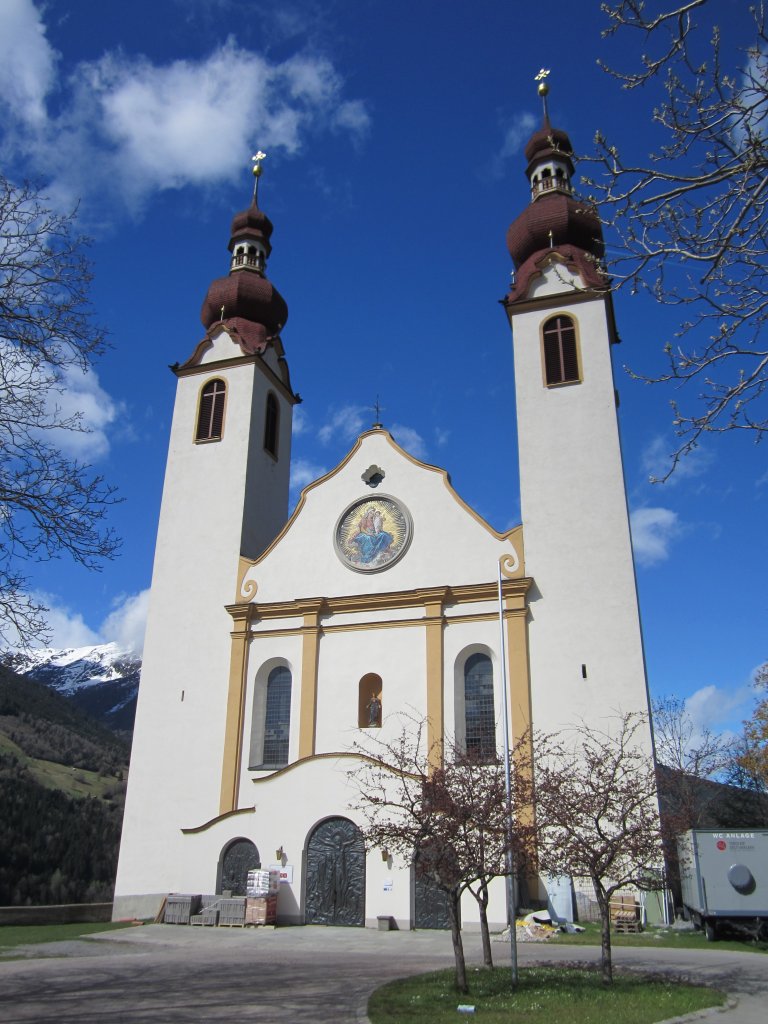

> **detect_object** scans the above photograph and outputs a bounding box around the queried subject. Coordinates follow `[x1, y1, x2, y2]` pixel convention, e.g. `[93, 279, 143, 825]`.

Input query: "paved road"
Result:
[0, 925, 766, 1023]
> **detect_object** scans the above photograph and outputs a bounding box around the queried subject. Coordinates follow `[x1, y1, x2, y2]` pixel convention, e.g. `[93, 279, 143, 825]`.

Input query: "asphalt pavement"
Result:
[0, 923, 766, 1023]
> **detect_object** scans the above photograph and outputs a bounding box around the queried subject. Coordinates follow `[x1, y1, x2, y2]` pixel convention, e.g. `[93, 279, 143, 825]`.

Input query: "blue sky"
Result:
[1, 0, 764, 738]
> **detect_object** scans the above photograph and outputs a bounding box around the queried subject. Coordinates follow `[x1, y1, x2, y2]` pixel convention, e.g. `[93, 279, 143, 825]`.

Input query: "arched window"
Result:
[464, 653, 496, 763]
[542, 315, 580, 386]
[262, 666, 291, 767]
[263, 392, 279, 457]
[195, 378, 226, 441]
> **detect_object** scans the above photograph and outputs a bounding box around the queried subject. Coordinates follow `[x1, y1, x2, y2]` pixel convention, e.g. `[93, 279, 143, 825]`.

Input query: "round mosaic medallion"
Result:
[334, 495, 413, 573]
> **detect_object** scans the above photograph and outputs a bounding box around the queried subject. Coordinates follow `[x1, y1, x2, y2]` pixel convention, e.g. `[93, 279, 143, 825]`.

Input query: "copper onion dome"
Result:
[200, 198, 288, 352]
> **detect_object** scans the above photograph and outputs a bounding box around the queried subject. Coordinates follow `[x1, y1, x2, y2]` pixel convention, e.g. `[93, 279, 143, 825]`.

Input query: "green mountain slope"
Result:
[0, 664, 129, 906]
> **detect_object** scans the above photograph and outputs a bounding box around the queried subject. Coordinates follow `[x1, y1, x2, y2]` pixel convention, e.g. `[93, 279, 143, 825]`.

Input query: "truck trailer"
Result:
[677, 829, 768, 940]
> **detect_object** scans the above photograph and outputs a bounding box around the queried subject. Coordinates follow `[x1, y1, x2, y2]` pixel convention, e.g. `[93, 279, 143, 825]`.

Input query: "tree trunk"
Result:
[478, 879, 493, 967]
[447, 890, 468, 993]
[594, 884, 613, 985]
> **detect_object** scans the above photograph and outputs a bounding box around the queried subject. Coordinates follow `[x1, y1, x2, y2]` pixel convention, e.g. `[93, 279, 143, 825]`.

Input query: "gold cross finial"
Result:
[535, 68, 551, 121]
[252, 150, 266, 201]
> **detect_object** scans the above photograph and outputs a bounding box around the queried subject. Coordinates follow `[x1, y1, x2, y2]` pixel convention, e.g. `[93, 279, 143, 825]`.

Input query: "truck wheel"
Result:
[704, 921, 717, 942]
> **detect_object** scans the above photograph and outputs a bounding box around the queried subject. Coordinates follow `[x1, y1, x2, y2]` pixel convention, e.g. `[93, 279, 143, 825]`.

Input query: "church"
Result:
[113, 90, 655, 928]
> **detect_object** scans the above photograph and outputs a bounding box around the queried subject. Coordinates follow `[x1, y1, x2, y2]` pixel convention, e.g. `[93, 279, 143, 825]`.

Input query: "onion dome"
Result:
[524, 122, 575, 179]
[200, 196, 288, 355]
[506, 191, 604, 270]
[504, 100, 606, 303]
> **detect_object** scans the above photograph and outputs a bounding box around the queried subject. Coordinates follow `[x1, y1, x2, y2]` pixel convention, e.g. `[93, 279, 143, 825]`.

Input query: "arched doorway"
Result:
[218, 839, 260, 896]
[305, 817, 365, 926]
[412, 843, 453, 930]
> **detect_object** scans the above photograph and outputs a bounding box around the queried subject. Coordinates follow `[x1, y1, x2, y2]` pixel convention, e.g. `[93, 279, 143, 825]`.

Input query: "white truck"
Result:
[677, 829, 768, 940]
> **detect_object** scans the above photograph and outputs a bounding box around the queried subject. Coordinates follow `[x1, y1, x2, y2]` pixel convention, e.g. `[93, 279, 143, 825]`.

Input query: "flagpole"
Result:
[498, 562, 519, 985]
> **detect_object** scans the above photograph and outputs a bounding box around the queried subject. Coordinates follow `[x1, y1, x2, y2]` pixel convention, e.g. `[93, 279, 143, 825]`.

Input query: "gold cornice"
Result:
[227, 578, 532, 625]
[240, 606, 525, 640]
[504, 282, 608, 318]
[181, 805, 256, 835]
[236, 431, 524, 583]
[249, 749, 420, 784]
[174, 347, 298, 405]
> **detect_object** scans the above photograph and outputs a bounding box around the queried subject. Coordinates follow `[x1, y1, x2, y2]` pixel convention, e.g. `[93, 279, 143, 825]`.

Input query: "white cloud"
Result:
[34, 592, 101, 649]
[290, 457, 326, 492]
[100, 589, 150, 656]
[390, 423, 427, 461]
[0, 4, 370, 217]
[0, 0, 57, 128]
[486, 112, 537, 178]
[292, 406, 309, 436]
[500, 112, 537, 158]
[683, 681, 755, 739]
[32, 588, 149, 654]
[629, 506, 681, 566]
[318, 405, 368, 445]
[641, 435, 713, 484]
[434, 427, 450, 448]
[48, 366, 122, 461]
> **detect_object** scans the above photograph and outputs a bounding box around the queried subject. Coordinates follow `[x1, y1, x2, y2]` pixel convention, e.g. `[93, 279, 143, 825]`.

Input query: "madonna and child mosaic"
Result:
[334, 495, 413, 573]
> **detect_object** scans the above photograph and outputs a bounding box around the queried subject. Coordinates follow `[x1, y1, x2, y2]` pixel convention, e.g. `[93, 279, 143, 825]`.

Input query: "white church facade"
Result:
[113, 108, 655, 928]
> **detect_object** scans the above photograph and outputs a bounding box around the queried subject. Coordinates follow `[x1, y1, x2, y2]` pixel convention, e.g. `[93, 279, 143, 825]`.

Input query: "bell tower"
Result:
[502, 77, 651, 734]
[114, 157, 300, 916]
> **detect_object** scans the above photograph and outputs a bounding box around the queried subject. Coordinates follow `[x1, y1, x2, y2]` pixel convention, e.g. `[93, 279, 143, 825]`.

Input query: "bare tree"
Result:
[652, 695, 733, 826]
[586, 1, 767, 476]
[426, 741, 535, 969]
[735, 661, 768, 791]
[0, 176, 119, 649]
[350, 716, 533, 990]
[534, 713, 663, 984]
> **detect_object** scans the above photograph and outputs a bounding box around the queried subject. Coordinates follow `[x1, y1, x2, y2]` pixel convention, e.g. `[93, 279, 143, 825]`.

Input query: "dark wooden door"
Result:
[305, 817, 365, 926]
[219, 839, 260, 895]
[413, 846, 452, 929]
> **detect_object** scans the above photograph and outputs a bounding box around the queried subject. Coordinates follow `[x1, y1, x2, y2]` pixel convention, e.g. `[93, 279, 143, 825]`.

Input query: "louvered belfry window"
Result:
[543, 315, 580, 386]
[195, 379, 226, 441]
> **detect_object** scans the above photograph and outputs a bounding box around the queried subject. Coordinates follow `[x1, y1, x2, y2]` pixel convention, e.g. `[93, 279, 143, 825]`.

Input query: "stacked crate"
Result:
[218, 897, 247, 927]
[164, 894, 201, 925]
[245, 896, 277, 925]
[244, 868, 280, 926]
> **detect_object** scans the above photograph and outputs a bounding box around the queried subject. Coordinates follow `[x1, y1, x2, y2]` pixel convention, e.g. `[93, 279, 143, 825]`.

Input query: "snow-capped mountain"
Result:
[6, 642, 141, 734]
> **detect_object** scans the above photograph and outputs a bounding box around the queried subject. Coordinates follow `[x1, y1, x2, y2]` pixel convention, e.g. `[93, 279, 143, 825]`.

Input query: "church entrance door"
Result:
[413, 845, 453, 929]
[305, 817, 365, 926]
[218, 839, 260, 895]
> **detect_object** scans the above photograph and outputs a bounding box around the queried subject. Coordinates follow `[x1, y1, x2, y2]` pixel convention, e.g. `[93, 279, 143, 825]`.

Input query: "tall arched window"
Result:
[542, 315, 580, 386]
[464, 652, 496, 763]
[195, 378, 226, 441]
[262, 665, 291, 766]
[263, 392, 279, 457]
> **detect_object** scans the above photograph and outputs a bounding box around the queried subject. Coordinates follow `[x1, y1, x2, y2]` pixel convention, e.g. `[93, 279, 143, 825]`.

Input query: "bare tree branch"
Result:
[0, 177, 120, 649]
[588, 2, 767, 476]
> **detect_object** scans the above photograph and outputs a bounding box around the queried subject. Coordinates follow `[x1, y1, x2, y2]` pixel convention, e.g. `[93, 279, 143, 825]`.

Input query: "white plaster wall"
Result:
[241, 431, 521, 604]
[510, 286, 651, 742]
[115, 756, 510, 928]
[115, 350, 292, 903]
[313, 625, 428, 754]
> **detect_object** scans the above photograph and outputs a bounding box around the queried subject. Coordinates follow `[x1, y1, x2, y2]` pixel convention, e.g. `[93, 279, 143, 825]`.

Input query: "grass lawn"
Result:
[550, 921, 768, 954]
[0, 920, 138, 952]
[368, 965, 726, 1024]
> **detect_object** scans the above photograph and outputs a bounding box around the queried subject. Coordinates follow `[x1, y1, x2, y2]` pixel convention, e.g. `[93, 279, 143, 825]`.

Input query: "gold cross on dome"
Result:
[535, 68, 551, 82]
[251, 151, 267, 201]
